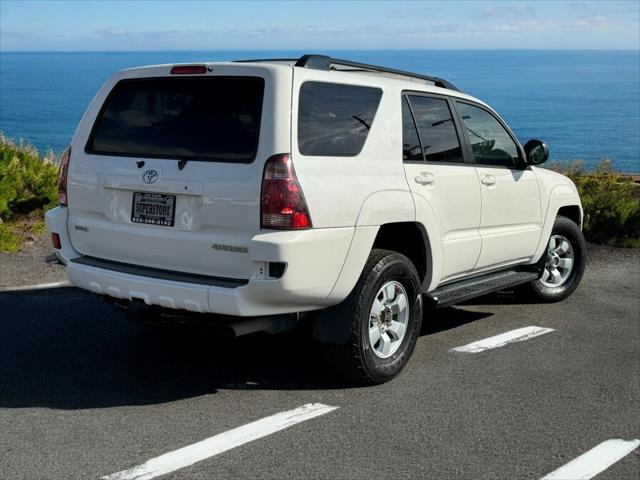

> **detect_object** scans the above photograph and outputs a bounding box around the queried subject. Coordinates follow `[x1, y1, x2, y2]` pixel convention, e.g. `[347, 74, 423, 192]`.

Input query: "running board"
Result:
[424, 269, 540, 308]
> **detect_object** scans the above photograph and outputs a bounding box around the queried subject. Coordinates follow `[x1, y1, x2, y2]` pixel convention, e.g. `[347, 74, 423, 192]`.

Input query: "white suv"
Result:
[46, 55, 586, 384]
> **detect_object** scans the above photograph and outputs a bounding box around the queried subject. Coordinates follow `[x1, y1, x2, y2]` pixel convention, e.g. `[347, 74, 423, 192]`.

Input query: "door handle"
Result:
[481, 174, 496, 186]
[415, 172, 435, 186]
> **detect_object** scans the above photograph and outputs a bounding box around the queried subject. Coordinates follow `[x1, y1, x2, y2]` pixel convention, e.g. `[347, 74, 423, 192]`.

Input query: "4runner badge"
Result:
[212, 244, 248, 254]
[142, 169, 158, 184]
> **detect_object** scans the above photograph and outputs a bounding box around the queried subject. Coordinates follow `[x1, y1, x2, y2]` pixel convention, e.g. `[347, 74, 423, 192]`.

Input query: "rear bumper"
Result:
[45, 207, 356, 316]
[45, 206, 81, 265]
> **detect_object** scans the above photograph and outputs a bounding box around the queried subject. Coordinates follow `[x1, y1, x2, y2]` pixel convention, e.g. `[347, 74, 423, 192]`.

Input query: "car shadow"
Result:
[421, 306, 493, 335]
[0, 287, 493, 410]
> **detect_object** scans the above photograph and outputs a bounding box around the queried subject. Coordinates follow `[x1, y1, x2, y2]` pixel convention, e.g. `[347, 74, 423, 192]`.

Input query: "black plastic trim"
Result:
[234, 54, 461, 92]
[295, 54, 333, 70]
[233, 54, 460, 91]
[71, 256, 249, 288]
[234, 58, 298, 64]
[415, 222, 433, 291]
[312, 56, 460, 91]
[268, 262, 286, 279]
[424, 267, 540, 308]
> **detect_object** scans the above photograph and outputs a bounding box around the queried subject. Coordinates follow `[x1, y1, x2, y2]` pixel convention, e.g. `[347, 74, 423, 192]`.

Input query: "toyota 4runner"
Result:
[46, 55, 586, 384]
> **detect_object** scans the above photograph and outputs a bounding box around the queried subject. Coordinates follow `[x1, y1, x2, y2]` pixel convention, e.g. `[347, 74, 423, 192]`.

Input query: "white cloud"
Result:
[483, 5, 536, 18]
[482, 14, 635, 37]
[2, 5, 638, 51]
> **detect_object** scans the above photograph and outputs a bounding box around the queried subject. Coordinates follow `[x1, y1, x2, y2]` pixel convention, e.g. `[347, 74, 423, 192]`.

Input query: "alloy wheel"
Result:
[540, 234, 574, 288]
[368, 281, 410, 358]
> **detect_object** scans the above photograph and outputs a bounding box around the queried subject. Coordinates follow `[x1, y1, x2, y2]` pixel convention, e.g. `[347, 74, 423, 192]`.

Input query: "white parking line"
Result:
[0, 280, 71, 292]
[451, 326, 555, 353]
[102, 403, 338, 480]
[541, 439, 640, 479]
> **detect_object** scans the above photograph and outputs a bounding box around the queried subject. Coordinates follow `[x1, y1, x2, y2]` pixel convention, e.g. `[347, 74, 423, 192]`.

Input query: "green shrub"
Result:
[0, 133, 59, 252]
[0, 133, 58, 221]
[548, 160, 640, 247]
[0, 222, 21, 252]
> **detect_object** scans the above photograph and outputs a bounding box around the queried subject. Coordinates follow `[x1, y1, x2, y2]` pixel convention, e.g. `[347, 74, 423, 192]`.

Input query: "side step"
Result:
[424, 269, 540, 308]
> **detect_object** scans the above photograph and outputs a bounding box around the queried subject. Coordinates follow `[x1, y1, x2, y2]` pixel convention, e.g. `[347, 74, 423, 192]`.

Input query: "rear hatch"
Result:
[66, 63, 292, 280]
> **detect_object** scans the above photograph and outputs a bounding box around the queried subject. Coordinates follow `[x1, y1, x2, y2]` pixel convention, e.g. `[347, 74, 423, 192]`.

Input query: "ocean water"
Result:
[0, 50, 638, 171]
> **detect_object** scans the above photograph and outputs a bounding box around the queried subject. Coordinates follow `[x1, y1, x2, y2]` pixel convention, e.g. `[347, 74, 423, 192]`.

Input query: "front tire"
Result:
[316, 249, 423, 385]
[525, 215, 586, 302]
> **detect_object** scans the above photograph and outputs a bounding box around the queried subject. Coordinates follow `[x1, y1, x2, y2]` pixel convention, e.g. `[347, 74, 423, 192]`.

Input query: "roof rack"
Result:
[234, 58, 298, 65]
[234, 54, 460, 91]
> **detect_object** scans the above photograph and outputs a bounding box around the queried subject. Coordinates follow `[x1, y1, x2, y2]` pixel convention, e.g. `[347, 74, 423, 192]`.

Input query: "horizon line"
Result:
[2, 48, 640, 53]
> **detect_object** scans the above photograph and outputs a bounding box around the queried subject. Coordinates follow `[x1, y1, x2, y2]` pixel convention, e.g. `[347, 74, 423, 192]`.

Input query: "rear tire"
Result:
[316, 249, 423, 385]
[524, 215, 586, 302]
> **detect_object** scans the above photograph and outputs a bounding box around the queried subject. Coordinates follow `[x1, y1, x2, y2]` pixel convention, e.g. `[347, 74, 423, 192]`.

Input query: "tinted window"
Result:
[457, 102, 519, 167]
[298, 82, 382, 156]
[407, 96, 463, 163]
[402, 97, 423, 161]
[88, 77, 264, 162]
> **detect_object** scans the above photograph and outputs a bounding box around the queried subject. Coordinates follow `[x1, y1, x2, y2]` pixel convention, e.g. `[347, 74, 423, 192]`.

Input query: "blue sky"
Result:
[1, 1, 639, 51]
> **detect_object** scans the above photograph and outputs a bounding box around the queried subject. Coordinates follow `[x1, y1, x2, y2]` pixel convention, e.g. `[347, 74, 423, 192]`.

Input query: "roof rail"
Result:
[234, 58, 298, 64]
[233, 54, 460, 91]
[294, 54, 460, 91]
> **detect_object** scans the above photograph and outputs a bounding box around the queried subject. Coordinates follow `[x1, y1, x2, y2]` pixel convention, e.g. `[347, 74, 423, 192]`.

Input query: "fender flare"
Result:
[321, 190, 442, 307]
[533, 183, 583, 262]
[355, 189, 414, 226]
[412, 193, 443, 291]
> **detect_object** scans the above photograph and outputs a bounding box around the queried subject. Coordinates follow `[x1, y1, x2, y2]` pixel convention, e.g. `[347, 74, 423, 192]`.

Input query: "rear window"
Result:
[298, 81, 382, 156]
[87, 77, 264, 163]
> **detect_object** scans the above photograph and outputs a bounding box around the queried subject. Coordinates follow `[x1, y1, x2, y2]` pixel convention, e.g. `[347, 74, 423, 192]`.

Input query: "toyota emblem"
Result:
[142, 169, 158, 184]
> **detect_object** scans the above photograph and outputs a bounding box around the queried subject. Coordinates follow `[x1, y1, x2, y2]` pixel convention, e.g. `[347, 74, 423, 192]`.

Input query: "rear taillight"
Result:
[260, 154, 312, 230]
[57, 146, 71, 206]
[170, 65, 208, 74]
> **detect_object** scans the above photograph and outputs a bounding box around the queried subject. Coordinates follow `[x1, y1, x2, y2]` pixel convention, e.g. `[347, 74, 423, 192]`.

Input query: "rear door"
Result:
[66, 64, 292, 280]
[402, 93, 482, 282]
[454, 100, 542, 270]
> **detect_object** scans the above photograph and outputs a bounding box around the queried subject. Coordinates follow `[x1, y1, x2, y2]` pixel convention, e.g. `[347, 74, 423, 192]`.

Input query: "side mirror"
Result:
[524, 139, 549, 165]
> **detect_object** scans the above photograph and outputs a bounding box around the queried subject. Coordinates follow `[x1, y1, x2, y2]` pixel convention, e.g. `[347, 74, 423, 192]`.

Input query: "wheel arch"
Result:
[533, 183, 583, 262]
[371, 222, 432, 289]
[322, 221, 435, 307]
[557, 205, 582, 228]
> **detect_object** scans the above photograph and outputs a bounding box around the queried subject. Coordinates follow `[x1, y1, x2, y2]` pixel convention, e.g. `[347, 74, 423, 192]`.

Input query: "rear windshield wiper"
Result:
[178, 158, 189, 170]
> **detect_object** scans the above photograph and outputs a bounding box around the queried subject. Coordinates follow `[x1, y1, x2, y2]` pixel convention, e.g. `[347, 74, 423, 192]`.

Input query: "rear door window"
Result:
[298, 81, 382, 156]
[402, 96, 423, 162]
[87, 77, 264, 163]
[406, 95, 464, 164]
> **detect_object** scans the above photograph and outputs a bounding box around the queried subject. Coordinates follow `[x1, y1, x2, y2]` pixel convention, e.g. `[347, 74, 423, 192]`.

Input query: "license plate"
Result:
[131, 192, 176, 227]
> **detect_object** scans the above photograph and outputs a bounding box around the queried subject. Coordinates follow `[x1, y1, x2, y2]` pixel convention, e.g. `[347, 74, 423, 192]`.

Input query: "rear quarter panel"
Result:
[289, 70, 412, 228]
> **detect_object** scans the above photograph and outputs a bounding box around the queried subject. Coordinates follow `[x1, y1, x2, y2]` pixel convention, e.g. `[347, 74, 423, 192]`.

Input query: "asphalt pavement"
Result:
[0, 244, 638, 479]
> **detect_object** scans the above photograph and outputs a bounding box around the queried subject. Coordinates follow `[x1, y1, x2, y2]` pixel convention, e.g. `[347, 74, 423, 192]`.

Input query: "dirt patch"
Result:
[0, 233, 66, 287]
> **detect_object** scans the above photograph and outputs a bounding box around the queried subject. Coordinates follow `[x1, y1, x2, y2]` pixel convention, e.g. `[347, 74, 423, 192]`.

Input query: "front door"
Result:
[402, 94, 482, 283]
[455, 101, 542, 271]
